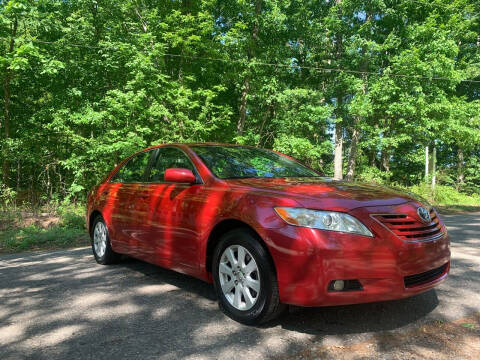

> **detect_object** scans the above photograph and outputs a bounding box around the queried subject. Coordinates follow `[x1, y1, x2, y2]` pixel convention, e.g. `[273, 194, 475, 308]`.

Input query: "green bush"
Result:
[357, 166, 390, 185]
[58, 204, 86, 230]
[0, 183, 16, 210]
[0, 203, 88, 253]
[1, 225, 87, 253]
[405, 184, 480, 206]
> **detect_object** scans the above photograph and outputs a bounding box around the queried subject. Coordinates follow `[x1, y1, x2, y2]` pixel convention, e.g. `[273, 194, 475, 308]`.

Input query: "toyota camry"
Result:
[86, 143, 450, 324]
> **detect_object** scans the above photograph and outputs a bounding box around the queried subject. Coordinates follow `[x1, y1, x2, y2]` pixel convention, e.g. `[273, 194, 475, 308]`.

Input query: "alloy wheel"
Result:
[218, 245, 261, 310]
[93, 221, 107, 258]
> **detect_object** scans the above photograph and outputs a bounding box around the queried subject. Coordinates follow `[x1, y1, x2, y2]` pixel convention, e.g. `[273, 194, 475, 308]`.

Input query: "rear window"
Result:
[110, 150, 153, 183]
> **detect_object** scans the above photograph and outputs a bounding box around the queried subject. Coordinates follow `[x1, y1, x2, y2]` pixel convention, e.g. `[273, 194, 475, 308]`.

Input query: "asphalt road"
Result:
[1, 213, 479, 360]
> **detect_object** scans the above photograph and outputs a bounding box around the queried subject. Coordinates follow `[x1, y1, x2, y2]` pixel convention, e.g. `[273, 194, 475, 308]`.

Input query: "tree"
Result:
[1, 0, 480, 205]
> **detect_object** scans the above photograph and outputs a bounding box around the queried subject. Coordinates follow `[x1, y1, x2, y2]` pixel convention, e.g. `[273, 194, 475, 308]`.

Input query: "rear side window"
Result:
[148, 147, 195, 183]
[111, 150, 154, 183]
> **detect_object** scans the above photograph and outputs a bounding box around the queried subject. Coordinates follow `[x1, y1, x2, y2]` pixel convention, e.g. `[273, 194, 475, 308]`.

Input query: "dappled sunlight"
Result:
[0, 251, 90, 269]
[2, 294, 42, 309]
[191, 321, 245, 346]
[0, 286, 25, 295]
[72, 269, 114, 280]
[136, 283, 179, 295]
[0, 213, 478, 359]
[33, 324, 86, 347]
[0, 323, 26, 346]
[71, 292, 122, 308]
[80, 303, 143, 320]
[152, 307, 172, 319]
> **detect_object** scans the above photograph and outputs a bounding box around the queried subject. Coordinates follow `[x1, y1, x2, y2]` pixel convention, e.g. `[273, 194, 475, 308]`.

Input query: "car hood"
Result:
[226, 177, 417, 212]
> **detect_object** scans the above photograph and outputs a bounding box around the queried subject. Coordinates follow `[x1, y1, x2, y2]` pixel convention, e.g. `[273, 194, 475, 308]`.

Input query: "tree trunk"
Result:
[431, 145, 436, 190]
[333, 0, 344, 180]
[346, 76, 366, 181]
[425, 145, 429, 182]
[457, 147, 464, 185]
[237, 0, 262, 137]
[346, 126, 360, 181]
[381, 149, 390, 172]
[16, 160, 20, 192]
[334, 118, 343, 180]
[237, 76, 249, 136]
[181, 0, 192, 14]
[2, 16, 17, 186]
[257, 102, 273, 146]
[90, 2, 101, 41]
[2, 73, 11, 185]
[369, 149, 376, 167]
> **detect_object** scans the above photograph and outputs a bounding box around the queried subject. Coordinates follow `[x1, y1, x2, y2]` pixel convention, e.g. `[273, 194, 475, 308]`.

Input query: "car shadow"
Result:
[117, 256, 440, 336]
[119, 256, 217, 301]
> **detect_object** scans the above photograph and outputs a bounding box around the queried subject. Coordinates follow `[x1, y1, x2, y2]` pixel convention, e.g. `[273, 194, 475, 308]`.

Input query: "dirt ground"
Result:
[277, 313, 480, 360]
[0, 211, 61, 231]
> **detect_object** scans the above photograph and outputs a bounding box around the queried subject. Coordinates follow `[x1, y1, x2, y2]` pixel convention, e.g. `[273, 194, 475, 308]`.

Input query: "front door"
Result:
[141, 147, 203, 274]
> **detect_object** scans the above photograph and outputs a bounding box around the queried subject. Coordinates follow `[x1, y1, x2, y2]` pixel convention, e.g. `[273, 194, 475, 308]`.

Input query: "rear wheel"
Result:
[212, 228, 285, 325]
[90, 215, 120, 265]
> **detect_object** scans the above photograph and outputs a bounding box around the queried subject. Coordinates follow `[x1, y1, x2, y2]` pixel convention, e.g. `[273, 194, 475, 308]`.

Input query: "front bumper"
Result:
[261, 206, 451, 307]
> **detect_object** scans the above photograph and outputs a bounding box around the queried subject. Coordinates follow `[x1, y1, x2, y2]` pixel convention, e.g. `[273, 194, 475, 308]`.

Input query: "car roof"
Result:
[144, 142, 259, 151]
[180, 142, 250, 147]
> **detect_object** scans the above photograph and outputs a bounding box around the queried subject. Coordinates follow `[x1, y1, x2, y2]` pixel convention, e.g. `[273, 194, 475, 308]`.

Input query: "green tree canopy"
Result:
[0, 0, 479, 204]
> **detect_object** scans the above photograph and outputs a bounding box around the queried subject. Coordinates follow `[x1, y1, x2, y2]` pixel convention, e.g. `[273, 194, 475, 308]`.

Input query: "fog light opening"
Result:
[328, 279, 363, 292]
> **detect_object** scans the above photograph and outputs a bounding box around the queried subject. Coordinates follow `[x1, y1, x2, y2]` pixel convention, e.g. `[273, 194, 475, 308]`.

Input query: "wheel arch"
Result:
[205, 219, 276, 275]
[88, 210, 103, 236]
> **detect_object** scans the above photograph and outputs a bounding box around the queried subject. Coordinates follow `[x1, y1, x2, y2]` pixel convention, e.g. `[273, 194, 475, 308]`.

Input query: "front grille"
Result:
[404, 263, 448, 287]
[372, 208, 443, 242]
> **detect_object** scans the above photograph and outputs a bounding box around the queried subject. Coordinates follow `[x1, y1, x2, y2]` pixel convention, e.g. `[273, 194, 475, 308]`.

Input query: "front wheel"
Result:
[212, 228, 285, 325]
[90, 215, 120, 265]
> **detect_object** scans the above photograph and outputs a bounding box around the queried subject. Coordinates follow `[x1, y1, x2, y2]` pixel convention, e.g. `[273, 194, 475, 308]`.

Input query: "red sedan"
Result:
[86, 143, 450, 324]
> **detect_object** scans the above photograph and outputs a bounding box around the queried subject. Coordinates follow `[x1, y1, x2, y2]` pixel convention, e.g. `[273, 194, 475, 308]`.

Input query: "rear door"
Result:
[107, 148, 157, 256]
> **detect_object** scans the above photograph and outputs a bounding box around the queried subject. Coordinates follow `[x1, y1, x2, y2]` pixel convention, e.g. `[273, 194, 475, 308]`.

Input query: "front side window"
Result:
[148, 147, 195, 183]
[191, 145, 320, 179]
[111, 150, 154, 183]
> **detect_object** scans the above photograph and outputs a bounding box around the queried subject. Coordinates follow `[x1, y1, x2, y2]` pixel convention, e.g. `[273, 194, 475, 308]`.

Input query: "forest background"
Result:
[1, 0, 480, 252]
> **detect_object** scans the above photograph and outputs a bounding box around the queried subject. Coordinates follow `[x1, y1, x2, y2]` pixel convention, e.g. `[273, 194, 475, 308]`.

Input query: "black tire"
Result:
[212, 228, 285, 325]
[90, 215, 121, 265]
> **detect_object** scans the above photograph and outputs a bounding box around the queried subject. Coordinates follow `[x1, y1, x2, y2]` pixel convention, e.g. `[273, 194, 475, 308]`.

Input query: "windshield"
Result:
[191, 145, 321, 179]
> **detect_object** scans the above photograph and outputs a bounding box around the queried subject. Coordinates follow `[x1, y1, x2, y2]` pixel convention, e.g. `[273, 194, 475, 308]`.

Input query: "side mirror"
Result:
[164, 168, 196, 184]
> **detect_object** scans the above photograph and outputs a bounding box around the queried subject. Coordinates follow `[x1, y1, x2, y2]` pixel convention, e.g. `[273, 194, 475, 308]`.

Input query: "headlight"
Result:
[274, 207, 373, 237]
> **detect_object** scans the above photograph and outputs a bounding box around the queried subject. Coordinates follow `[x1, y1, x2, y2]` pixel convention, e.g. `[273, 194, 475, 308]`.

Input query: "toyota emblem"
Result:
[417, 207, 431, 223]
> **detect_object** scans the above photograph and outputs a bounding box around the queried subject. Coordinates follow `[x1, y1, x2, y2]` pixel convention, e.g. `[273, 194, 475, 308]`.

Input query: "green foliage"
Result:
[0, 226, 87, 253]
[406, 184, 480, 207]
[0, 183, 16, 209]
[0, 0, 478, 207]
[0, 203, 87, 253]
[273, 135, 331, 172]
[57, 204, 86, 230]
[356, 166, 390, 185]
[463, 156, 480, 194]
